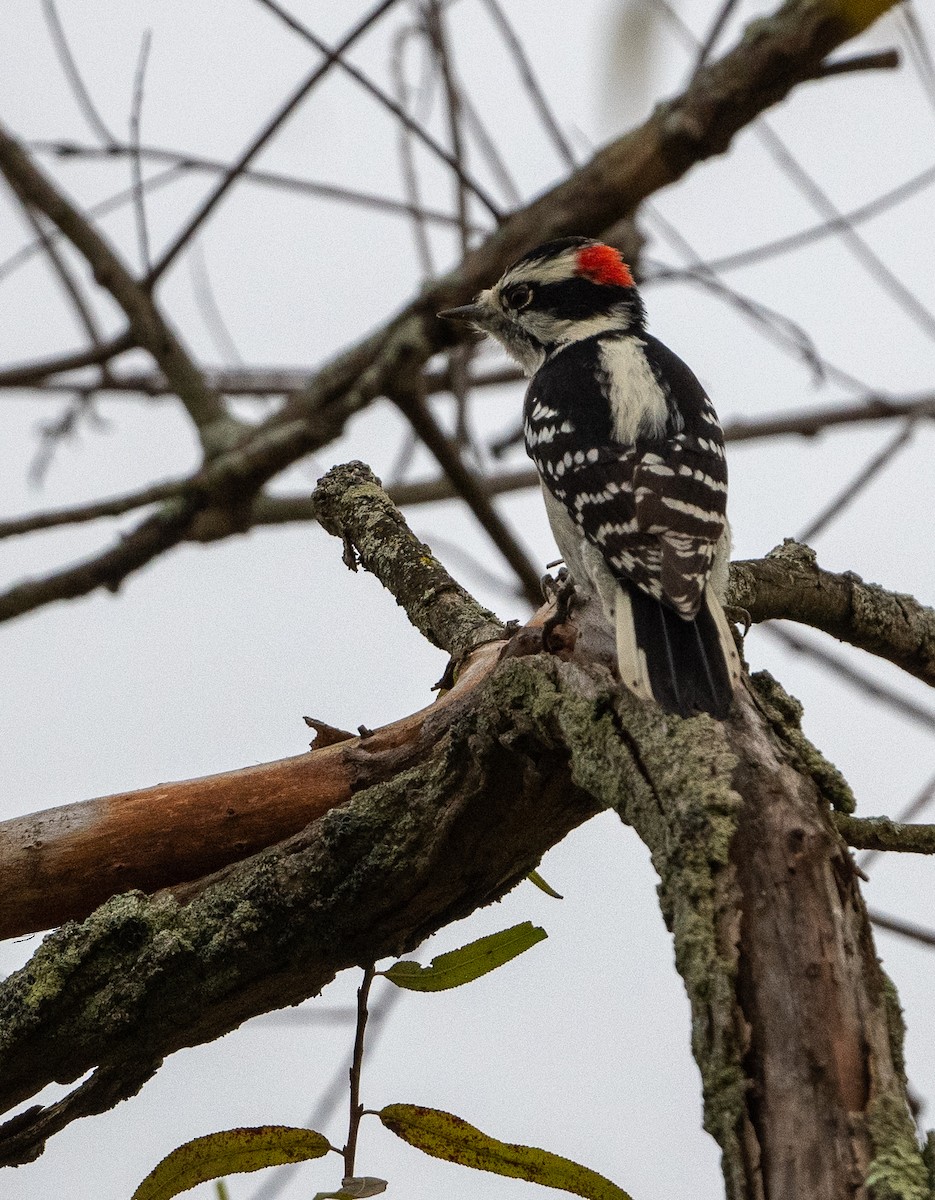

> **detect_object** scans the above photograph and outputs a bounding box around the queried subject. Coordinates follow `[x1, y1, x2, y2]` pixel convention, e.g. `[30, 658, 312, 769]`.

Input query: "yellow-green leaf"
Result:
[380, 1104, 633, 1200]
[527, 869, 564, 899]
[131, 1126, 331, 1200]
[381, 922, 546, 991]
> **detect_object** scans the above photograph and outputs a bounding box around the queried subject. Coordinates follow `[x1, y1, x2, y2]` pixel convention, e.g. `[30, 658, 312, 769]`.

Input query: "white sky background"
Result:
[1, 2, 934, 1198]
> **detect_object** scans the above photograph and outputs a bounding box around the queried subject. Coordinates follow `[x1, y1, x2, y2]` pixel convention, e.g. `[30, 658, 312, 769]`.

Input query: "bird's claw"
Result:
[541, 571, 578, 652]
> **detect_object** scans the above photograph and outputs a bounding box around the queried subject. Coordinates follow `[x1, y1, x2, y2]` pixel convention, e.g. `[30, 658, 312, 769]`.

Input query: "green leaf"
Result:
[381, 922, 547, 992]
[527, 869, 564, 899]
[131, 1126, 331, 1200]
[380, 1105, 633, 1200]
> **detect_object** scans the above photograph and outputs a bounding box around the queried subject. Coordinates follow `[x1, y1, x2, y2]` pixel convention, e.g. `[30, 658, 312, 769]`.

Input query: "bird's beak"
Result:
[437, 300, 494, 327]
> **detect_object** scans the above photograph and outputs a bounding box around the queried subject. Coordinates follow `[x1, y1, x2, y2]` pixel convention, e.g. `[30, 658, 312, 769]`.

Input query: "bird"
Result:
[439, 235, 741, 718]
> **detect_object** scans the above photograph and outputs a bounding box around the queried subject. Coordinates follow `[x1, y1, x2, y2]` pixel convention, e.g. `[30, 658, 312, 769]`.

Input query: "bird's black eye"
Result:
[504, 283, 533, 310]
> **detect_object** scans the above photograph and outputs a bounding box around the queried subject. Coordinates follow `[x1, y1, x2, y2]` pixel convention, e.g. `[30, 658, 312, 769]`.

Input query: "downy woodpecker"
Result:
[440, 236, 740, 718]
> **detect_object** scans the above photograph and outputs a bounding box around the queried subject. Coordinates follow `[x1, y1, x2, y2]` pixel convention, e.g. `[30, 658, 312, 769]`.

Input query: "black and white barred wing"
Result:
[631, 435, 728, 617]
[536, 434, 727, 618]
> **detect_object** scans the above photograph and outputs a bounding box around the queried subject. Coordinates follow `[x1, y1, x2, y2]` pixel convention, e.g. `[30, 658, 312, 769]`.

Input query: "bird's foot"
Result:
[541, 570, 578, 653]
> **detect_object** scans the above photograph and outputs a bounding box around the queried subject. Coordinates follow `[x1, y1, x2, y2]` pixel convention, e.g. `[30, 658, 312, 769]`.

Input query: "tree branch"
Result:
[729, 540, 935, 687]
[312, 461, 505, 658]
[4, 535, 932, 932]
[0, 120, 235, 451]
[835, 813, 935, 855]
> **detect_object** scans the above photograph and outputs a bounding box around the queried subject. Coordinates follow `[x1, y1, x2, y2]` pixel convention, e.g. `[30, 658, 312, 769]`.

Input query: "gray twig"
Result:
[129, 30, 153, 274]
[796, 420, 916, 543]
[41, 0, 116, 147]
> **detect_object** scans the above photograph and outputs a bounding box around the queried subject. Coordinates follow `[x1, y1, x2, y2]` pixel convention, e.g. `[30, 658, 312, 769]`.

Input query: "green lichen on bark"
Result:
[750, 669, 855, 812]
[0, 890, 183, 1051]
[881, 972, 908, 1079]
[922, 1134, 935, 1192]
[527, 655, 750, 1172]
[609, 696, 747, 1160]
[312, 461, 504, 659]
[866, 1094, 932, 1200]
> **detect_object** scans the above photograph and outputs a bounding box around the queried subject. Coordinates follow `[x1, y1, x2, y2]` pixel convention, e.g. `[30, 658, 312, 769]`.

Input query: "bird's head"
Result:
[439, 236, 645, 375]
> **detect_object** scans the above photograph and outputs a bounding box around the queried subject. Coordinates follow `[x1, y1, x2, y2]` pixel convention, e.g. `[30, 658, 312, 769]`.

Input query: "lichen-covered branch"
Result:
[0, 612, 923, 1194]
[835, 813, 935, 856]
[729, 540, 935, 687]
[0, 462, 511, 939]
[312, 460, 505, 659]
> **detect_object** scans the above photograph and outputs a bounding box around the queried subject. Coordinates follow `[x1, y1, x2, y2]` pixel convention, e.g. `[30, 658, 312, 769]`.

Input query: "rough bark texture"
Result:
[0, 633, 927, 1195]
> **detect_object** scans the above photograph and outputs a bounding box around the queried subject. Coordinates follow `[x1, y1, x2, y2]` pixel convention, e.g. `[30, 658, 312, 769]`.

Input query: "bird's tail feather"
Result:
[615, 584, 741, 718]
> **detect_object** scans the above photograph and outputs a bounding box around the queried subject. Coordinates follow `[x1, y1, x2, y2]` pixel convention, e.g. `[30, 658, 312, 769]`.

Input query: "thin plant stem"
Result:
[344, 965, 376, 1179]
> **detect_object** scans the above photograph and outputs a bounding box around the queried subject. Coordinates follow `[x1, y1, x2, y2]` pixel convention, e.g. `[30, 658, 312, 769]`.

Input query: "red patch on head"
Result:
[575, 243, 634, 288]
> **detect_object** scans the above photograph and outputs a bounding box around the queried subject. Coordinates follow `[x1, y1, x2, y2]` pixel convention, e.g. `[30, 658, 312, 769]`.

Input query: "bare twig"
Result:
[642, 212, 870, 392]
[723, 390, 935, 441]
[835, 813, 935, 855]
[129, 30, 153, 274]
[0, 0, 907, 622]
[455, 89, 523, 208]
[425, 2, 470, 256]
[0, 497, 204, 624]
[147, 0, 409, 285]
[0, 477, 187, 540]
[17, 205, 105, 351]
[900, 2, 935, 112]
[479, 0, 576, 168]
[729, 541, 935, 688]
[312, 461, 505, 656]
[189, 241, 244, 364]
[0, 119, 233, 447]
[796, 420, 915, 542]
[810, 48, 900, 77]
[41, 0, 116, 147]
[253, 0, 502, 224]
[29, 395, 107, 486]
[389, 383, 542, 606]
[869, 910, 935, 949]
[754, 120, 935, 344]
[0, 161, 185, 287]
[642, 161, 935, 280]
[30, 140, 479, 233]
[763, 624, 935, 734]
[858, 770, 935, 870]
[656, 0, 935, 343]
[343, 966, 375, 1179]
[691, 0, 741, 75]
[391, 21, 437, 277]
[0, 331, 135, 389]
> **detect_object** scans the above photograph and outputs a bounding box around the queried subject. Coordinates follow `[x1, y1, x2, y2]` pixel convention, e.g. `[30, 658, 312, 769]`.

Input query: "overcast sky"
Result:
[2, 3, 934, 1199]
